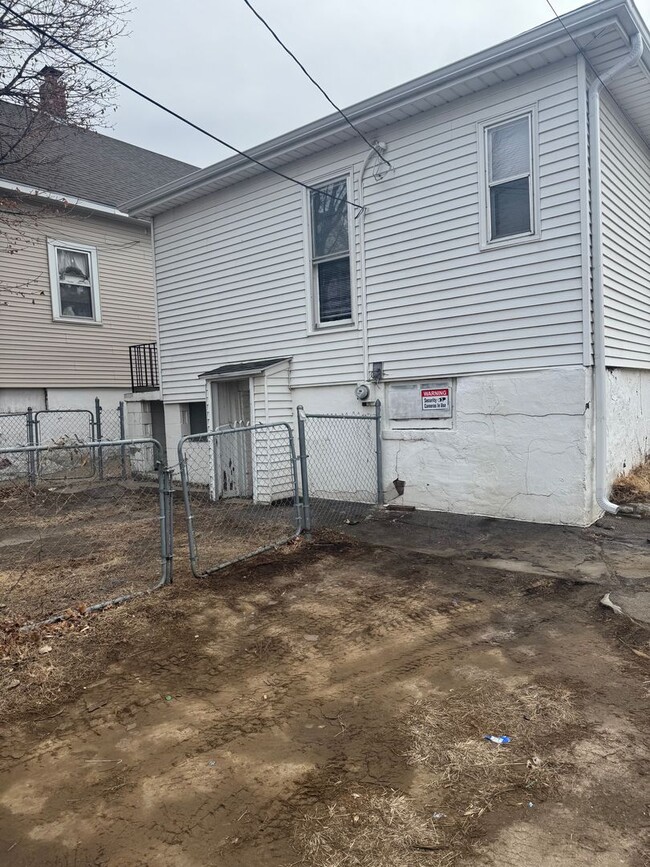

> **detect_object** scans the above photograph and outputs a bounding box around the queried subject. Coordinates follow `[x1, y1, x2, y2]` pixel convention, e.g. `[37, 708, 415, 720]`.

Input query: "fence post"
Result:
[26, 406, 36, 486]
[177, 439, 201, 577]
[296, 406, 312, 534]
[94, 397, 104, 480]
[118, 401, 127, 480]
[158, 463, 174, 585]
[374, 399, 384, 506]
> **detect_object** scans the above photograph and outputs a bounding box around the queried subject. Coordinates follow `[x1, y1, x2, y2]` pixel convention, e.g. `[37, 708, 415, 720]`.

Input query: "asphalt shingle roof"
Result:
[0, 102, 198, 208]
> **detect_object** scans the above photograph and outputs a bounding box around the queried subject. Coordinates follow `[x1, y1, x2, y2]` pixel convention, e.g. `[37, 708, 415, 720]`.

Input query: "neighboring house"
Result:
[0, 72, 196, 445]
[126, 0, 650, 526]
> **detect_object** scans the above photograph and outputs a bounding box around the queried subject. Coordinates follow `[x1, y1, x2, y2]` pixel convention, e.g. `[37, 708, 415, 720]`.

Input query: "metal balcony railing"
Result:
[129, 342, 159, 392]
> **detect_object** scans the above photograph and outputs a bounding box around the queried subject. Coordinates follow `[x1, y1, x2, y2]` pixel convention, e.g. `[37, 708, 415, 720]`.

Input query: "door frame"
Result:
[206, 377, 254, 499]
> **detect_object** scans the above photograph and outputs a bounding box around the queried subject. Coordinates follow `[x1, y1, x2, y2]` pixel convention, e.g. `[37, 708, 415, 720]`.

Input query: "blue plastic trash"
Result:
[483, 735, 511, 744]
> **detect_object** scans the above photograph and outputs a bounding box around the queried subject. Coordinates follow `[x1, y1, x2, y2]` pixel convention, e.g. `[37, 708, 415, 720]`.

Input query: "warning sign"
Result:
[421, 387, 449, 411]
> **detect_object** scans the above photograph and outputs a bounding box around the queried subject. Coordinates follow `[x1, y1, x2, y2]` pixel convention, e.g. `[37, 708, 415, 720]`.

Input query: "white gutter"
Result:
[0, 177, 134, 219]
[589, 30, 643, 515]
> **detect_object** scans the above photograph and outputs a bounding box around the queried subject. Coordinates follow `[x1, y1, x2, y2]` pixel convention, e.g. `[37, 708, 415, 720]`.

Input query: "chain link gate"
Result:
[178, 423, 301, 577]
[0, 436, 173, 625]
[297, 401, 383, 530]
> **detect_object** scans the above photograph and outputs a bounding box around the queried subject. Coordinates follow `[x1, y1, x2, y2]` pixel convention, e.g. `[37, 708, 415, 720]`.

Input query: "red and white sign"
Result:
[421, 387, 449, 411]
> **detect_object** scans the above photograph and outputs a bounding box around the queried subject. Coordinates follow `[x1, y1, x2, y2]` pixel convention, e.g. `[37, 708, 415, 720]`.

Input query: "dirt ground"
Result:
[0, 510, 649, 866]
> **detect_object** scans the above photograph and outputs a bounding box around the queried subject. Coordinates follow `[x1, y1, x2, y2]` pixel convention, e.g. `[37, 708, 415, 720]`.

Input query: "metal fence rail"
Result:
[0, 437, 173, 626]
[178, 423, 301, 577]
[297, 401, 383, 530]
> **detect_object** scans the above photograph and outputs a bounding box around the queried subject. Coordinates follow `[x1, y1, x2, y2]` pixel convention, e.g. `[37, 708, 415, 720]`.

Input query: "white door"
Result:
[211, 379, 252, 498]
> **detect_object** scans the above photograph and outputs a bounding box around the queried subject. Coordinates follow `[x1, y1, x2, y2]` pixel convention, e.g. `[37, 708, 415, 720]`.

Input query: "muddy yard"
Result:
[0, 511, 649, 866]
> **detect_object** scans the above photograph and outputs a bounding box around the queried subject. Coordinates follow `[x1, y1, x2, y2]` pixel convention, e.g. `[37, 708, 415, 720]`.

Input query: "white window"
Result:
[47, 240, 101, 323]
[483, 113, 535, 243]
[309, 177, 353, 326]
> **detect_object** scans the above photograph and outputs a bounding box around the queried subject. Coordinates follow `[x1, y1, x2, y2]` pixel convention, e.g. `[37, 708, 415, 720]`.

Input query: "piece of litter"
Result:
[38, 644, 52, 654]
[351, 793, 361, 799]
[84, 759, 122, 765]
[484, 735, 511, 745]
[194, 634, 199, 639]
[304, 634, 319, 642]
[207, 760, 216, 767]
[432, 812, 446, 820]
[527, 802, 535, 808]
[600, 592, 623, 615]
[164, 695, 173, 702]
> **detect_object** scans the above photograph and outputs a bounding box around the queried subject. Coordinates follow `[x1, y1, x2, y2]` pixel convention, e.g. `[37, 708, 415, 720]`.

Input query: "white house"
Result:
[126, 0, 650, 526]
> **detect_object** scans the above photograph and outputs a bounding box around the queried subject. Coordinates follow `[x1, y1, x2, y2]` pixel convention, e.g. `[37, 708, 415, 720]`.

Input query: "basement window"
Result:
[309, 177, 353, 326]
[47, 240, 101, 324]
[482, 113, 536, 243]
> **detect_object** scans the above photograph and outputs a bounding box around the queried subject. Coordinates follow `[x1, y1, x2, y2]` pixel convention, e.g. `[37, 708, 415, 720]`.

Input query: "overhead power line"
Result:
[543, 0, 615, 101]
[242, 0, 391, 169]
[0, 1, 362, 210]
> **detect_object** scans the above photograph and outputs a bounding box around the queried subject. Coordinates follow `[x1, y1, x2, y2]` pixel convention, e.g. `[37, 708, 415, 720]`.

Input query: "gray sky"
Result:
[106, 0, 650, 167]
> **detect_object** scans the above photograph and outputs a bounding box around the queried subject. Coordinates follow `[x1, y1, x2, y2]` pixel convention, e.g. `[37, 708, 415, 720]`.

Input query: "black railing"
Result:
[129, 342, 159, 392]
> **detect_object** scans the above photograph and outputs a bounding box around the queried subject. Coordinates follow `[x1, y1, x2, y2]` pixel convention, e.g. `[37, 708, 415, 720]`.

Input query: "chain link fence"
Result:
[0, 412, 30, 450]
[297, 402, 383, 530]
[0, 436, 172, 625]
[178, 423, 300, 577]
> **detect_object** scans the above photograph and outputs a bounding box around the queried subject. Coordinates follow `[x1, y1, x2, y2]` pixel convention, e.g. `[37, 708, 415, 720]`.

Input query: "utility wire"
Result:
[242, 0, 391, 168]
[0, 1, 362, 210]
[543, 0, 616, 102]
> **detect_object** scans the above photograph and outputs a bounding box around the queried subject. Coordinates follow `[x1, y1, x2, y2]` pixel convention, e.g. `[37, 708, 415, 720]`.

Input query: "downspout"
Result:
[358, 142, 388, 382]
[589, 31, 643, 514]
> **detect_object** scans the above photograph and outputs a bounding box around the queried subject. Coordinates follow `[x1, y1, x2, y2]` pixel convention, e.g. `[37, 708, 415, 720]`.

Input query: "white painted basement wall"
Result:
[153, 57, 584, 402]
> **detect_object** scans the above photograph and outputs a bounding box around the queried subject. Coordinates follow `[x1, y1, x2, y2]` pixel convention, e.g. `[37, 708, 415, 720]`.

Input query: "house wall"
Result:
[600, 93, 650, 370]
[0, 207, 156, 389]
[606, 368, 650, 483]
[285, 366, 592, 526]
[153, 58, 585, 403]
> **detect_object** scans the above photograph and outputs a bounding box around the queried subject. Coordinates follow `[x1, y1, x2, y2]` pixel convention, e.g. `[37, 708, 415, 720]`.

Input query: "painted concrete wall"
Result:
[606, 368, 650, 483]
[283, 366, 593, 526]
[0, 386, 125, 448]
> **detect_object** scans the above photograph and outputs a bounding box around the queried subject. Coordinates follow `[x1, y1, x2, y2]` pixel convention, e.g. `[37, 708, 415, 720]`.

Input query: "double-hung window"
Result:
[47, 240, 101, 323]
[309, 178, 352, 326]
[484, 114, 534, 242]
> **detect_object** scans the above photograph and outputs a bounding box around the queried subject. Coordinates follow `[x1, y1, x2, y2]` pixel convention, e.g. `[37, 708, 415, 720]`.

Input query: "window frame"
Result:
[305, 173, 356, 331]
[478, 109, 540, 249]
[47, 239, 102, 325]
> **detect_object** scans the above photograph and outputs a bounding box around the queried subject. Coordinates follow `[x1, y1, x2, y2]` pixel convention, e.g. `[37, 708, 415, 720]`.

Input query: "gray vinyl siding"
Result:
[154, 59, 584, 402]
[0, 211, 156, 388]
[600, 94, 650, 369]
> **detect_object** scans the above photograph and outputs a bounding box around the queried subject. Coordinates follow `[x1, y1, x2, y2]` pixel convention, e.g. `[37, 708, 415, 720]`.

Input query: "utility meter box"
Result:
[389, 380, 453, 420]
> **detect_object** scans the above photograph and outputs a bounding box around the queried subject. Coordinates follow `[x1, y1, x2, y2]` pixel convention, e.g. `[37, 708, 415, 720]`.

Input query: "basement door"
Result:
[210, 378, 252, 499]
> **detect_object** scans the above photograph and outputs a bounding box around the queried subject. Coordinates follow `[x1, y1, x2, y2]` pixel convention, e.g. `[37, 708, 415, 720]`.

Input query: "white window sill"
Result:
[480, 231, 540, 252]
[52, 316, 102, 326]
[308, 320, 357, 335]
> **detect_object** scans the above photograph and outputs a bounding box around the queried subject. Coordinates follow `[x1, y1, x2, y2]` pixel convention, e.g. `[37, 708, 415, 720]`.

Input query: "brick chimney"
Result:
[39, 66, 67, 119]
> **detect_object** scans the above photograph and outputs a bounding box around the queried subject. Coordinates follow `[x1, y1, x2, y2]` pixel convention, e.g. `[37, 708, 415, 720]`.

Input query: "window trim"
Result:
[304, 173, 357, 332]
[478, 108, 540, 249]
[47, 239, 102, 325]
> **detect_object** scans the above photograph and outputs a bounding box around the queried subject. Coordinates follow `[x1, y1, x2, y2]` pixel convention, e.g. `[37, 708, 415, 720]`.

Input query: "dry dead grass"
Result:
[612, 457, 650, 504]
[295, 791, 446, 867]
[298, 676, 580, 867]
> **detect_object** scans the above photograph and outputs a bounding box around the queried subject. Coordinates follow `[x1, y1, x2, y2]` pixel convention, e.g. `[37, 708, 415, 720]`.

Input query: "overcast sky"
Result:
[105, 0, 650, 168]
